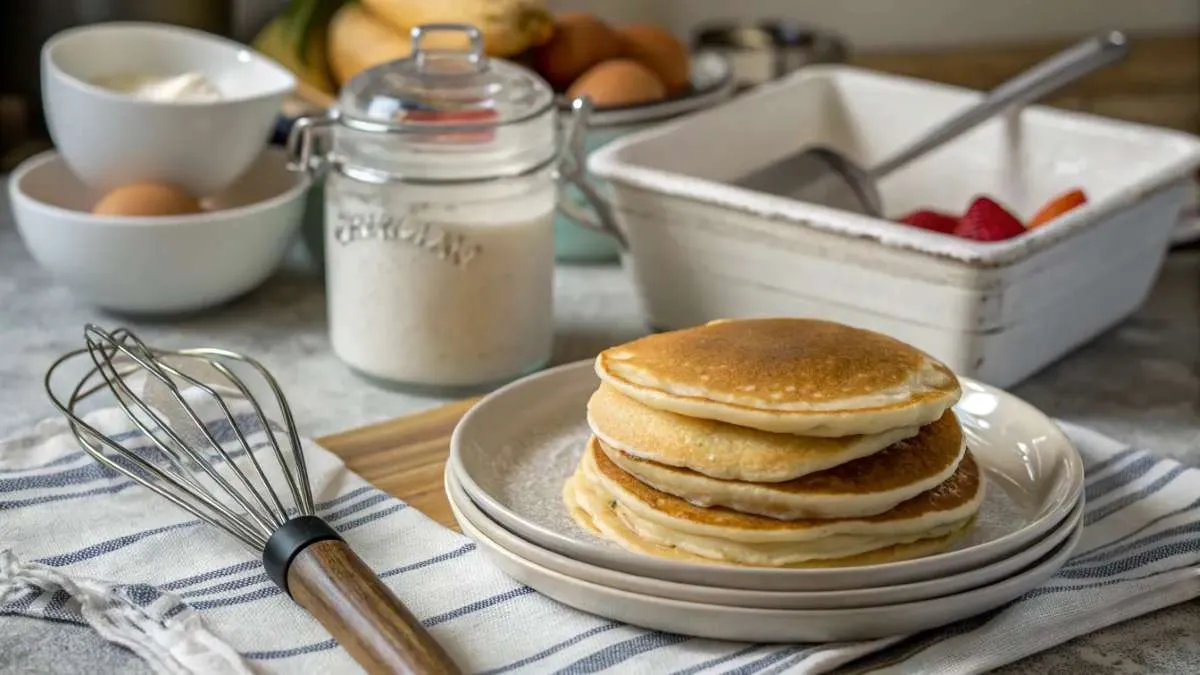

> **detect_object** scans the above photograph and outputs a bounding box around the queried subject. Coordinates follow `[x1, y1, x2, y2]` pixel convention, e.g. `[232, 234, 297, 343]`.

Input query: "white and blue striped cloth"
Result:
[1, 392, 1197, 674]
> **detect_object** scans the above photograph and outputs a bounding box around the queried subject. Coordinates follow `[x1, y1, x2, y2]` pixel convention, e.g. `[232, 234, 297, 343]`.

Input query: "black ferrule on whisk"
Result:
[263, 516, 344, 595]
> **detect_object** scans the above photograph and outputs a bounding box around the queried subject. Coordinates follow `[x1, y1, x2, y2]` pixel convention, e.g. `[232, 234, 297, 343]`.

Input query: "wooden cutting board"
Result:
[316, 398, 480, 531]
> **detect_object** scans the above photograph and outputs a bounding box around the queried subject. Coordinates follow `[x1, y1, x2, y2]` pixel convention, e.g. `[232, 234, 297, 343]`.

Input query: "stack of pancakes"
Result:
[563, 318, 985, 568]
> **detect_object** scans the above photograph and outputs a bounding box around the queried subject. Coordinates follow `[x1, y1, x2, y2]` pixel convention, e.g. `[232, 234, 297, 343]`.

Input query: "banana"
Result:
[327, 2, 413, 86]
[360, 0, 554, 58]
[251, 0, 342, 96]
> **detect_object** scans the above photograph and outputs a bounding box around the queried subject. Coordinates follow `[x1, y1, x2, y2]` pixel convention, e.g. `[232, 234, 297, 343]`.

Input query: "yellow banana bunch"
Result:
[327, 2, 413, 86]
[258, 0, 557, 92]
[360, 0, 554, 58]
[251, 0, 340, 96]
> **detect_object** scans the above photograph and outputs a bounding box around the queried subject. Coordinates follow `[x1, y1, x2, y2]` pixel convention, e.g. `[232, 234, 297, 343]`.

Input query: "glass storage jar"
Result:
[287, 24, 621, 393]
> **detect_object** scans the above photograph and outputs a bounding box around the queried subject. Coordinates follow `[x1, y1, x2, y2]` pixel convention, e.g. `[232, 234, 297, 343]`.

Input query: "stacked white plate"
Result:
[446, 361, 1085, 642]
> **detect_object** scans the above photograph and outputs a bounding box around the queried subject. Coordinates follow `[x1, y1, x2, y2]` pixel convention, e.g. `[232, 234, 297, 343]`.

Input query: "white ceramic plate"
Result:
[450, 361, 1084, 591]
[449, 472, 1084, 642]
[447, 466, 1083, 609]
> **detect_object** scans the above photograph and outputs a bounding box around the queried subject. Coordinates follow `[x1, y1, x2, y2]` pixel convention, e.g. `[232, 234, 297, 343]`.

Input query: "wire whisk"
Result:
[45, 324, 460, 675]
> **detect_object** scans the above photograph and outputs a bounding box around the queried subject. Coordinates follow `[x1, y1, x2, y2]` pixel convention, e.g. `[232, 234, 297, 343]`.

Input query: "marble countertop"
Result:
[2, 183, 1197, 672]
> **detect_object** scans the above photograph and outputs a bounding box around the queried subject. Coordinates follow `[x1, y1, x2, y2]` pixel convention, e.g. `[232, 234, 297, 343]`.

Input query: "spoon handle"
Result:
[870, 31, 1129, 179]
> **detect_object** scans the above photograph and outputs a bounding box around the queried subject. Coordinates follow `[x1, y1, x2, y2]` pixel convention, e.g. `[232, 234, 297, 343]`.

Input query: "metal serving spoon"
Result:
[733, 31, 1130, 217]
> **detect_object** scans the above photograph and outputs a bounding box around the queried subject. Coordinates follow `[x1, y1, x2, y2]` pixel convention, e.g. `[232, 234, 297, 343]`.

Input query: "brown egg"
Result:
[567, 59, 667, 109]
[533, 12, 625, 90]
[92, 182, 204, 217]
[618, 23, 690, 95]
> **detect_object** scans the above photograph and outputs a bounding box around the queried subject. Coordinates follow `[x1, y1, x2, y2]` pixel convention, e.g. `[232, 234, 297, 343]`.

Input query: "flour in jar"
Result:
[325, 170, 557, 389]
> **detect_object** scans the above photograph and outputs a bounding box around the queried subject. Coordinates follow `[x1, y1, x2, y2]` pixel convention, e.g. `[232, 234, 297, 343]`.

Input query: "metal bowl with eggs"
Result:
[529, 15, 737, 261]
[551, 50, 735, 262]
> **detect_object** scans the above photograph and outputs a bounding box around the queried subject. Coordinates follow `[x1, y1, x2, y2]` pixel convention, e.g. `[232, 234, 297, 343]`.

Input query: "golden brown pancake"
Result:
[598, 410, 966, 519]
[595, 318, 961, 436]
[564, 455, 978, 567]
[587, 382, 922, 482]
[587, 436, 981, 537]
[565, 437, 982, 566]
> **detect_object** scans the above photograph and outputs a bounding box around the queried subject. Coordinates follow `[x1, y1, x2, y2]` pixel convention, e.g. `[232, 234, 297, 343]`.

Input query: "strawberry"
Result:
[954, 197, 1026, 242]
[898, 209, 959, 234]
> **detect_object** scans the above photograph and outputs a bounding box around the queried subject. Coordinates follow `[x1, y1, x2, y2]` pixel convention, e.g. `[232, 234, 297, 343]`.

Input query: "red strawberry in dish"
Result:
[898, 209, 959, 234]
[954, 197, 1026, 242]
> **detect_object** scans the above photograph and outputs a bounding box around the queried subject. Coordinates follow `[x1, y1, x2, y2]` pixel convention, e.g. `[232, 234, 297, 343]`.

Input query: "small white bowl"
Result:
[10, 147, 310, 315]
[42, 22, 295, 196]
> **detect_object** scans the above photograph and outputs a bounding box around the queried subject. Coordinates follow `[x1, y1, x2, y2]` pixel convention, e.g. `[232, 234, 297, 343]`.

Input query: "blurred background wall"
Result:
[548, 0, 1200, 49]
[3, 0, 1197, 172]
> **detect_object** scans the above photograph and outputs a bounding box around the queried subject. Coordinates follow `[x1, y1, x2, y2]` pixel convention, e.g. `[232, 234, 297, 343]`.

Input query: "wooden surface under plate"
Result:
[317, 398, 480, 531]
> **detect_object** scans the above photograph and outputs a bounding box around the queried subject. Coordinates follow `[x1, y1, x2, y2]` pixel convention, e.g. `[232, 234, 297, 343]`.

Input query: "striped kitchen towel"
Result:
[1, 392, 1197, 675]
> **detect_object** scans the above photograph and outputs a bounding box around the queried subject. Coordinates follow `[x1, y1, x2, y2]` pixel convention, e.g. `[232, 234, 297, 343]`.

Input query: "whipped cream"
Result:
[93, 72, 222, 102]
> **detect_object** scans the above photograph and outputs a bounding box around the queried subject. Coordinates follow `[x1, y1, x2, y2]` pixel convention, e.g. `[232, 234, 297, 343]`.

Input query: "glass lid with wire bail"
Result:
[327, 23, 559, 184]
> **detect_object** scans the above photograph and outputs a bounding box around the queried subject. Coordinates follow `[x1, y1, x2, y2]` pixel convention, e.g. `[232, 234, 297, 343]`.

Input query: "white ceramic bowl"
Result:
[10, 147, 310, 315]
[589, 65, 1200, 388]
[42, 22, 295, 196]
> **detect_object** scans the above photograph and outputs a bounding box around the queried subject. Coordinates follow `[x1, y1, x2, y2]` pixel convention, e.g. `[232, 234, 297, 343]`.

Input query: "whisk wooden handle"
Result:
[287, 539, 463, 675]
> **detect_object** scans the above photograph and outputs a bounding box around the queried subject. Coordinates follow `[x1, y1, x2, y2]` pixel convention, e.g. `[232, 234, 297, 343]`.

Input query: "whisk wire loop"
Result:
[184, 350, 312, 516]
[77, 332, 223, 498]
[75, 423, 269, 548]
[82, 327, 281, 535]
[44, 324, 317, 550]
[149, 357, 289, 528]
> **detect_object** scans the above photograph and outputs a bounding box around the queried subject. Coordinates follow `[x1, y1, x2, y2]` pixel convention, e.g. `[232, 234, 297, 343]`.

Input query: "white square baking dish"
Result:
[588, 65, 1200, 388]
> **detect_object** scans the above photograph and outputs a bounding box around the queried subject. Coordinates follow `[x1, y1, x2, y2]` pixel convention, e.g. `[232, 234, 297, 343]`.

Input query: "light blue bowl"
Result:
[555, 52, 735, 263]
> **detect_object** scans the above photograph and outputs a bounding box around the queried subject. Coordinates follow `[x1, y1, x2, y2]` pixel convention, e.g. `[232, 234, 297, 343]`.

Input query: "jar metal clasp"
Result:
[286, 112, 336, 175]
[557, 97, 628, 250]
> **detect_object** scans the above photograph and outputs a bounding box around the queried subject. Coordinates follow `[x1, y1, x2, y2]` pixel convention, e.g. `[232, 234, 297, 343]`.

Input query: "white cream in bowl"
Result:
[92, 72, 224, 103]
